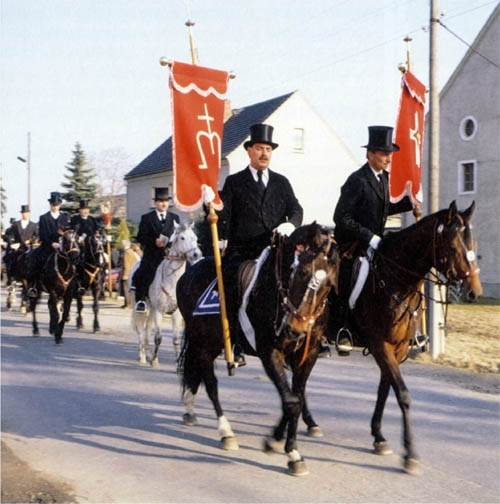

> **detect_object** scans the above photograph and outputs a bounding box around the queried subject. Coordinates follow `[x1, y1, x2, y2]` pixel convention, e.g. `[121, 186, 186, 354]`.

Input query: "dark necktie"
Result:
[257, 170, 266, 191]
[160, 213, 166, 223]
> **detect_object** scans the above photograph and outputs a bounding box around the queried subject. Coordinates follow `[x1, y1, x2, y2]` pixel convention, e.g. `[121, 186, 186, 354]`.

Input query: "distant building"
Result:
[124, 90, 359, 227]
[422, 4, 500, 298]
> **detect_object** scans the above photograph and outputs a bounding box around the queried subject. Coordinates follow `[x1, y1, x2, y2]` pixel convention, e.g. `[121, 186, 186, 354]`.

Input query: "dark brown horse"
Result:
[28, 229, 80, 343]
[3, 241, 32, 313]
[74, 231, 107, 333]
[177, 223, 339, 476]
[342, 201, 482, 474]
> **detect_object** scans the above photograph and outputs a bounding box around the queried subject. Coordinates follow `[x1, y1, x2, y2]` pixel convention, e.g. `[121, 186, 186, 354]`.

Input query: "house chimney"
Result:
[223, 99, 233, 122]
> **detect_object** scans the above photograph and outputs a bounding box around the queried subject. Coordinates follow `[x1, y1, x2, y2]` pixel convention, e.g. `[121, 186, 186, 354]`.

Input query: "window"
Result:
[292, 128, 304, 152]
[459, 116, 478, 141]
[458, 160, 476, 194]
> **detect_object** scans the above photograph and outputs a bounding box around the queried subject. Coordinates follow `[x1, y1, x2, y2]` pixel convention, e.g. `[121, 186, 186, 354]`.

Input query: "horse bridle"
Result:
[274, 234, 334, 350]
[83, 235, 106, 286]
[432, 214, 479, 281]
[54, 231, 80, 289]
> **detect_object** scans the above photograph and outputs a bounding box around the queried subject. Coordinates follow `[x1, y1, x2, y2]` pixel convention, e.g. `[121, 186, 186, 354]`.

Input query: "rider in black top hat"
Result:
[330, 126, 418, 355]
[203, 123, 303, 367]
[70, 200, 100, 238]
[26, 192, 71, 297]
[132, 188, 180, 312]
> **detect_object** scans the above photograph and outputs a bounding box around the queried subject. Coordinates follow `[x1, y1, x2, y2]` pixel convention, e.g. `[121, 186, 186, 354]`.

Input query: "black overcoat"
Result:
[38, 212, 70, 248]
[70, 215, 100, 236]
[333, 163, 412, 247]
[136, 210, 180, 266]
[11, 221, 38, 244]
[218, 167, 303, 258]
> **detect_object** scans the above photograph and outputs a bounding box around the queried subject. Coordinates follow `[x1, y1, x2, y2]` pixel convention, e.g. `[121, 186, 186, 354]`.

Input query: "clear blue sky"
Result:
[1, 0, 497, 223]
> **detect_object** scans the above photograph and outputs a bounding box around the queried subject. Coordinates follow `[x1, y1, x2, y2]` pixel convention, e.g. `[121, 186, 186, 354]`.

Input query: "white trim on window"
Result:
[457, 159, 477, 194]
[459, 116, 478, 141]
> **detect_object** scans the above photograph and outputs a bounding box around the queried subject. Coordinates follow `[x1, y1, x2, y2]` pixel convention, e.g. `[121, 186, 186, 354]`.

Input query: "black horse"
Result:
[177, 222, 339, 476]
[28, 229, 81, 343]
[73, 231, 107, 333]
[3, 239, 32, 313]
[334, 201, 482, 474]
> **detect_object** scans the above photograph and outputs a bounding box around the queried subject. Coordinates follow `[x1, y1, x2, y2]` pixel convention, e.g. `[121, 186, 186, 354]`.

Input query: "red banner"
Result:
[390, 70, 426, 204]
[170, 61, 228, 212]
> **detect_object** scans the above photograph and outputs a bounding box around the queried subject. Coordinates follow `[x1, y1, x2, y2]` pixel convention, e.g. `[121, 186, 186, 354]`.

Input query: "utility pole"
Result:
[27, 132, 31, 208]
[428, 0, 446, 358]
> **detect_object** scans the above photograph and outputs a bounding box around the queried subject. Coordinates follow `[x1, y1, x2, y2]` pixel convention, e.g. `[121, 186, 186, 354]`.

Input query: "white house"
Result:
[421, 5, 500, 298]
[125, 90, 359, 228]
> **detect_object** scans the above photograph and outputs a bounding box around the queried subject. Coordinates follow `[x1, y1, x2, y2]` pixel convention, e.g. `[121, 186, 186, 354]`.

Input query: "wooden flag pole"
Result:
[400, 36, 428, 342]
[160, 18, 236, 375]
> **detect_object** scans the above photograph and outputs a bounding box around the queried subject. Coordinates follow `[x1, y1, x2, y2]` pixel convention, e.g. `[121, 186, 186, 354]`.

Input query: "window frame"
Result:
[457, 159, 477, 195]
[459, 116, 478, 141]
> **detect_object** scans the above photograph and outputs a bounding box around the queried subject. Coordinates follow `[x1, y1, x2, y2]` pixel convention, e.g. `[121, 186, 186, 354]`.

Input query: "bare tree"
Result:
[88, 148, 132, 219]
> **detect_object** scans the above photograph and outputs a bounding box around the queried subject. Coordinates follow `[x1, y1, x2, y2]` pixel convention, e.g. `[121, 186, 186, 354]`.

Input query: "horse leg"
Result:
[261, 349, 308, 475]
[171, 309, 183, 359]
[55, 293, 72, 344]
[373, 351, 420, 474]
[302, 394, 323, 438]
[30, 295, 40, 336]
[6, 280, 14, 310]
[47, 294, 59, 336]
[202, 359, 238, 450]
[76, 294, 84, 330]
[371, 373, 393, 456]
[150, 308, 162, 367]
[92, 285, 100, 333]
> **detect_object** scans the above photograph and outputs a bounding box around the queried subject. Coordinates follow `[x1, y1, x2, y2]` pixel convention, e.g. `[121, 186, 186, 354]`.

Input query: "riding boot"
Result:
[335, 301, 353, 356]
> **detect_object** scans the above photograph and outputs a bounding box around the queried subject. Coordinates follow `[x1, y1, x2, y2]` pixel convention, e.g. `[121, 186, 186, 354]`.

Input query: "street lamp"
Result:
[16, 132, 31, 208]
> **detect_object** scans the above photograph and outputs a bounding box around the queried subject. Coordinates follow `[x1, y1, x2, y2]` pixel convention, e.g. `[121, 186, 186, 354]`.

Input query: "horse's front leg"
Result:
[55, 291, 73, 344]
[371, 372, 393, 455]
[171, 308, 183, 359]
[92, 284, 100, 333]
[47, 293, 59, 336]
[373, 350, 420, 474]
[150, 307, 163, 367]
[29, 294, 40, 336]
[76, 293, 84, 330]
[6, 280, 14, 310]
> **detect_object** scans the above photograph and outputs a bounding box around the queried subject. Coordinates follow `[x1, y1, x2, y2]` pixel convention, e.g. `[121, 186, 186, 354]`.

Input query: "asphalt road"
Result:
[1, 293, 499, 503]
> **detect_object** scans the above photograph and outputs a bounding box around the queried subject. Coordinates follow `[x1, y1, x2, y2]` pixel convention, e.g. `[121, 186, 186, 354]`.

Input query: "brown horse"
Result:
[177, 223, 339, 476]
[341, 201, 482, 474]
[28, 229, 81, 343]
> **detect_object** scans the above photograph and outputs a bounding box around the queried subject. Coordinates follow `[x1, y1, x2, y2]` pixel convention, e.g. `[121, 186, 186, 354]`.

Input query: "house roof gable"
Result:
[125, 91, 295, 180]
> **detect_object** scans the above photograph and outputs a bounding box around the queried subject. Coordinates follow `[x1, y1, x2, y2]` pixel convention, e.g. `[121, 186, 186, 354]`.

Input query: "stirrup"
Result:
[134, 300, 147, 313]
[336, 327, 353, 354]
[232, 345, 246, 368]
[413, 333, 429, 351]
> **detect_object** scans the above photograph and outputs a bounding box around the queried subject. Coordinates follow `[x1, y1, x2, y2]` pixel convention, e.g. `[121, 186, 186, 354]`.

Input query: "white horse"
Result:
[130, 222, 202, 366]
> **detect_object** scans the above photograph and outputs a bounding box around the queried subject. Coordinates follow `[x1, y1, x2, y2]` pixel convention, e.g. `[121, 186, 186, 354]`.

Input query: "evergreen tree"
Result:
[114, 220, 131, 249]
[0, 175, 7, 234]
[60, 142, 98, 214]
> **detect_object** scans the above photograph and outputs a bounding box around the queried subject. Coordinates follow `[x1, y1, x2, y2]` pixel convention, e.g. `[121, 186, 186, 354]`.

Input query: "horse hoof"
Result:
[404, 457, 421, 475]
[183, 413, 197, 426]
[287, 459, 309, 477]
[55, 338, 64, 345]
[150, 359, 159, 368]
[307, 425, 324, 438]
[221, 436, 239, 451]
[20, 306, 26, 314]
[373, 441, 393, 455]
[262, 438, 284, 454]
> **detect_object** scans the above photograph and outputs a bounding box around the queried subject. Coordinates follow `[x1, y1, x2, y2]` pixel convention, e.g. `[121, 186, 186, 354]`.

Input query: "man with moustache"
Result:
[205, 123, 303, 366]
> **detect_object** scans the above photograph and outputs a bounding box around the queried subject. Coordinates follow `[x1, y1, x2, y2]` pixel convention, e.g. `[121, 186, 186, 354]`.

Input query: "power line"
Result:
[438, 19, 500, 70]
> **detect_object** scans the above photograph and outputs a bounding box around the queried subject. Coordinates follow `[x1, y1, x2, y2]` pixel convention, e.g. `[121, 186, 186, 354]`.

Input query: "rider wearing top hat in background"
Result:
[3, 205, 38, 277]
[204, 123, 303, 366]
[133, 188, 180, 312]
[26, 192, 71, 297]
[70, 199, 101, 238]
[330, 125, 419, 355]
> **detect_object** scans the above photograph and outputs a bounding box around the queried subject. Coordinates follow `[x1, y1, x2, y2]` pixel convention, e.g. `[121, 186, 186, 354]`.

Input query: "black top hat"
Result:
[243, 124, 279, 150]
[48, 192, 63, 204]
[154, 188, 171, 201]
[20, 205, 30, 213]
[362, 126, 400, 152]
[79, 200, 90, 209]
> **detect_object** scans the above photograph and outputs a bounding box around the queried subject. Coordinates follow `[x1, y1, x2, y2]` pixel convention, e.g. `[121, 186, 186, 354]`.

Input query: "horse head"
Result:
[59, 228, 80, 263]
[435, 201, 482, 302]
[86, 231, 106, 267]
[279, 222, 339, 337]
[169, 222, 203, 265]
